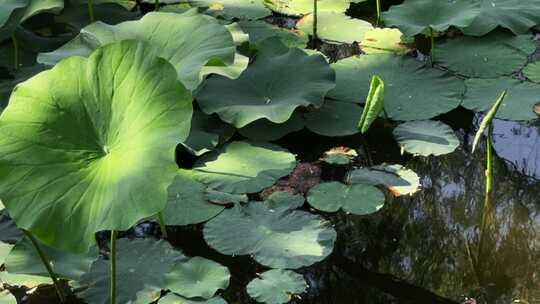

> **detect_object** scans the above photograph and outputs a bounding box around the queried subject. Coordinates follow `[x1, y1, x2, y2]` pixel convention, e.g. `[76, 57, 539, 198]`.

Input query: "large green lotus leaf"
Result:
[5, 237, 98, 281]
[263, 0, 365, 16]
[163, 170, 225, 226]
[436, 32, 534, 78]
[0, 1, 27, 28]
[55, 3, 139, 31]
[307, 182, 384, 215]
[383, 0, 480, 36]
[305, 99, 363, 137]
[264, 191, 305, 211]
[0, 41, 192, 253]
[360, 28, 409, 55]
[191, 0, 272, 20]
[0, 272, 51, 288]
[159, 294, 226, 304]
[297, 12, 373, 44]
[462, 77, 540, 121]
[20, 0, 64, 21]
[165, 256, 230, 299]
[204, 202, 336, 269]
[0, 212, 22, 244]
[463, 0, 540, 36]
[246, 269, 307, 304]
[328, 55, 464, 121]
[194, 141, 296, 194]
[347, 164, 420, 196]
[238, 111, 305, 141]
[79, 238, 186, 304]
[393, 120, 459, 157]
[183, 111, 235, 156]
[0, 0, 64, 41]
[238, 20, 308, 49]
[0, 290, 16, 304]
[39, 10, 238, 90]
[196, 39, 335, 128]
[0, 243, 14, 266]
[523, 61, 540, 83]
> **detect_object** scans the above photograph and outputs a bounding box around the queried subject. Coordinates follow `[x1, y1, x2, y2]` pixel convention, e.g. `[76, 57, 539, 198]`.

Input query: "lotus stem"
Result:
[22, 230, 66, 303]
[485, 127, 493, 196]
[11, 35, 19, 71]
[376, 0, 382, 26]
[312, 0, 318, 48]
[429, 27, 435, 64]
[88, 0, 95, 23]
[110, 230, 118, 304]
[155, 0, 160, 11]
[157, 212, 168, 239]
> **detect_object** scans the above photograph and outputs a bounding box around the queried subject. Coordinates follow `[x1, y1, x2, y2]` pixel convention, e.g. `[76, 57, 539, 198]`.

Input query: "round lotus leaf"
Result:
[0, 272, 51, 288]
[523, 62, 540, 83]
[382, 0, 481, 36]
[79, 238, 186, 304]
[264, 191, 305, 211]
[322, 147, 358, 165]
[297, 12, 373, 44]
[194, 141, 296, 194]
[463, 0, 540, 36]
[307, 182, 385, 215]
[463, 77, 540, 121]
[246, 269, 307, 304]
[0, 41, 192, 253]
[39, 10, 239, 90]
[196, 39, 335, 128]
[165, 257, 230, 299]
[328, 55, 464, 121]
[305, 99, 363, 137]
[393, 120, 459, 156]
[360, 28, 409, 55]
[191, 0, 271, 20]
[264, 0, 365, 16]
[204, 202, 337, 269]
[5, 237, 98, 281]
[238, 20, 308, 49]
[347, 164, 420, 196]
[204, 190, 248, 205]
[239, 112, 305, 141]
[183, 111, 235, 156]
[436, 32, 535, 78]
[159, 293, 227, 304]
[0, 290, 16, 304]
[163, 170, 225, 226]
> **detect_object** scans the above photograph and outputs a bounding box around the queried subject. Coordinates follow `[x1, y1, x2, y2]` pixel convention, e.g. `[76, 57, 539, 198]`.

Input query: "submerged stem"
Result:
[376, 0, 382, 26]
[22, 230, 66, 303]
[88, 0, 95, 23]
[312, 0, 318, 48]
[157, 212, 168, 239]
[11, 35, 19, 71]
[155, 0, 160, 11]
[429, 27, 435, 64]
[110, 230, 118, 304]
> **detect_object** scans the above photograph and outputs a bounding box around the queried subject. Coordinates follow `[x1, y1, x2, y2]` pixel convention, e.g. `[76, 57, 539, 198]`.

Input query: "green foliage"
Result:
[297, 12, 373, 44]
[393, 120, 460, 156]
[246, 269, 307, 304]
[307, 182, 385, 215]
[523, 61, 540, 83]
[348, 164, 420, 196]
[358, 75, 385, 133]
[360, 28, 409, 55]
[159, 294, 227, 304]
[305, 99, 363, 136]
[472, 90, 507, 153]
[263, 0, 366, 16]
[190, 0, 272, 20]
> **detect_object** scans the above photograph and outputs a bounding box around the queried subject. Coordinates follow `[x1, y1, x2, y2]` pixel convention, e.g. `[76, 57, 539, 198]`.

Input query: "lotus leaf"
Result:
[328, 55, 464, 121]
[238, 112, 305, 141]
[159, 294, 227, 304]
[204, 202, 337, 269]
[0, 272, 51, 288]
[463, 0, 540, 36]
[239, 20, 308, 49]
[297, 12, 373, 44]
[73, 0, 136, 10]
[263, 0, 366, 16]
[307, 182, 385, 215]
[39, 10, 240, 90]
[78, 238, 186, 304]
[0, 0, 64, 41]
[264, 191, 305, 211]
[347, 164, 420, 196]
[183, 111, 235, 156]
[0, 290, 16, 304]
[191, 0, 272, 20]
[0, 1, 27, 29]
[360, 28, 408, 55]
[0, 243, 14, 266]
[165, 256, 230, 299]
[358, 75, 385, 133]
[393, 120, 460, 156]
[196, 38, 335, 127]
[204, 190, 248, 205]
[322, 147, 357, 165]
[0, 41, 192, 253]
[194, 141, 296, 194]
[163, 170, 225, 226]
[55, 3, 138, 30]
[463, 77, 540, 121]
[305, 99, 363, 137]
[0, 65, 47, 110]
[523, 62, 540, 83]
[382, 0, 481, 36]
[246, 269, 307, 304]
[436, 32, 535, 78]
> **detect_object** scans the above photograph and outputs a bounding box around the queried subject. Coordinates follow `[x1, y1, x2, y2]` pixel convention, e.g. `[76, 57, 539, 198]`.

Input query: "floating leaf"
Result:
[436, 32, 534, 78]
[204, 190, 248, 205]
[264, 191, 305, 211]
[305, 99, 363, 137]
[322, 147, 357, 165]
[523, 61, 540, 83]
[462, 77, 540, 121]
[382, 0, 481, 36]
[194, 141, 296, 194]
[239, 20, 308, 48]
[204, 202, 336, 269]
[472, 90, 507, 153]
[196, 38, 335, 127]
[165, 257, 230, 299]
[159, 293, 226, 304]
[297, 12, 373, 44]
[191, 0, 272, 20]
[0, 290, 16, 304]
[360, 28, 409, 55]
[463, 0, 540, 36]
[263, 0, 365, 16]
[0, 272, 51, 288]
[78, 238, 185, 304]
[307, 182, 384, 215]
[393, 120, 460, 156]
[328, 55, 464, 121]
[238, 112, 305, 141]
[358, 75, 385, 133]
[0, 41, 192, 253]
[347, 164, 420, 196]
[182, 111, 235, 156]
[246, 269, 307, 304]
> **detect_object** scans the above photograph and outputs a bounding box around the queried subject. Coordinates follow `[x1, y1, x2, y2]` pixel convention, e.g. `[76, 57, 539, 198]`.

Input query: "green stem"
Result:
[312, 0, 318, 48]
[155, 0, 160, 11]
[485, 126, 493, 196]
[110, 230, 118, 304]
[376, 0, 382, 26]
[429, 27, 435, 64]
[11, 35, 19, 71]
[157, 212, 168, 239]
[88, 0, 95, 23]
[22, 230, 66, 303]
